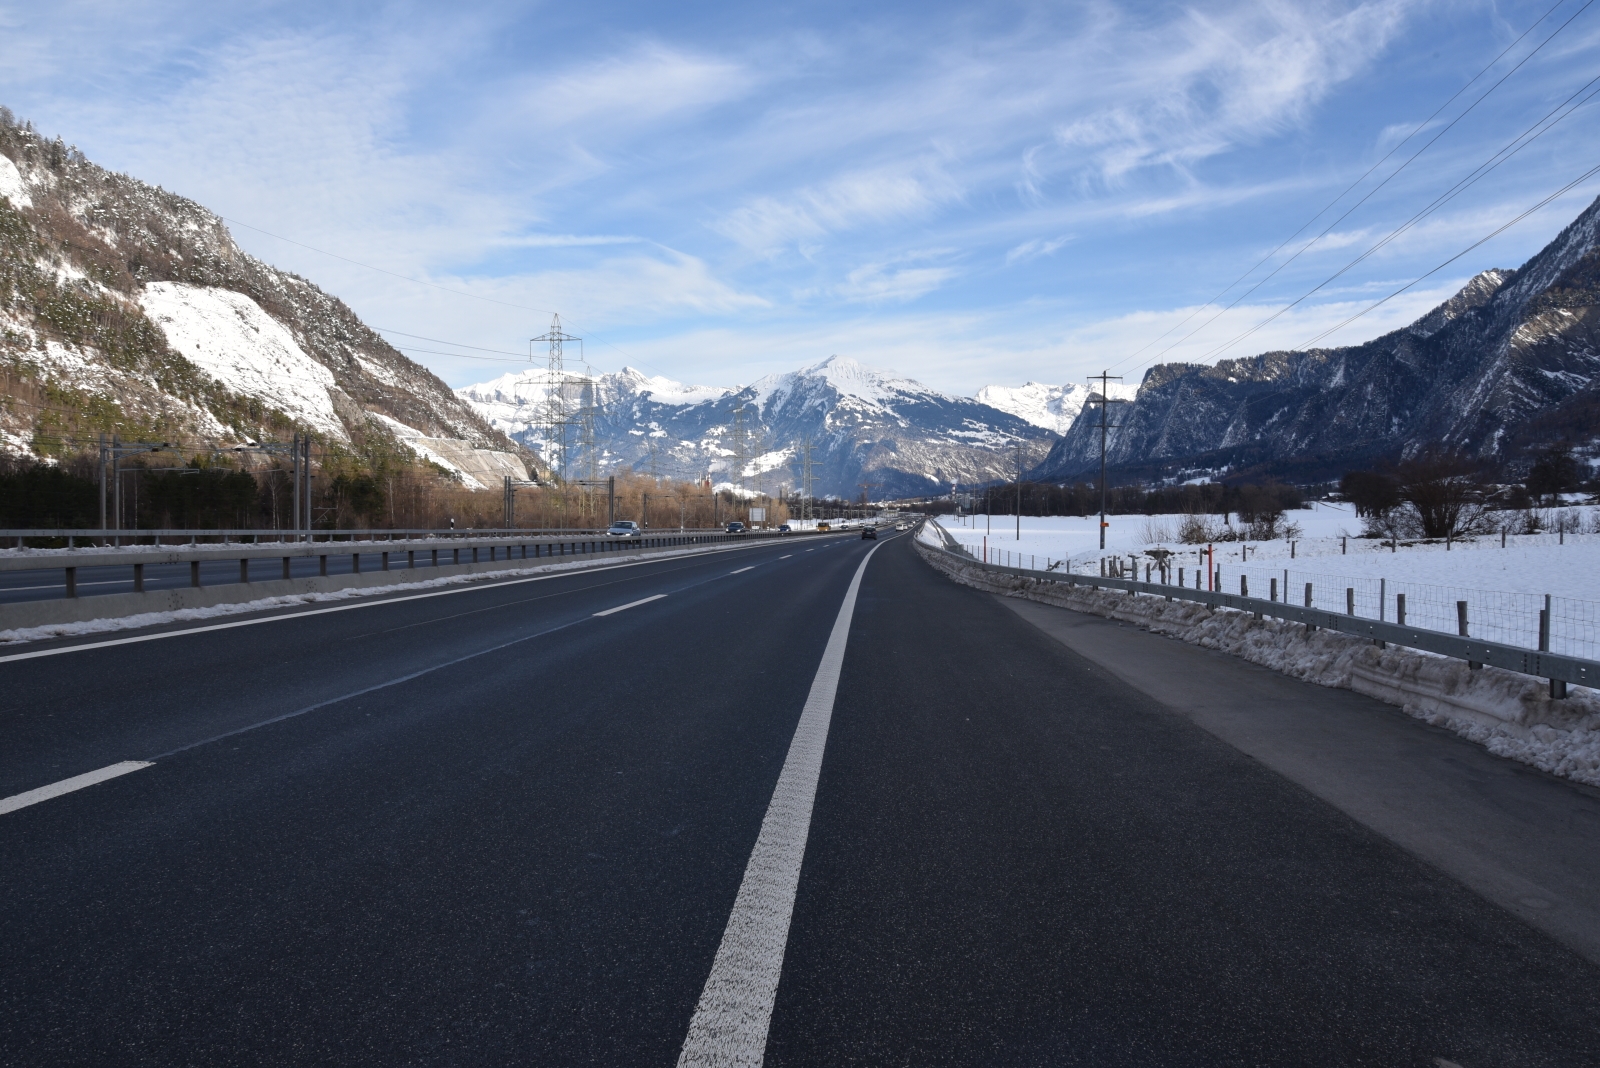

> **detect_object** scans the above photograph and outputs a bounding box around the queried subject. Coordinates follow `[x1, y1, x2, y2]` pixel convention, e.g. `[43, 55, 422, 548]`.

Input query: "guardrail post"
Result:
[64, 567, 76, 598]
[240, 558, 249, 584]
[1539, 605, 1564, 697]
[319, 555, 328, 577]
[282, 557, 290, 580]
[382, 551, 390, 571]
[431, 549, 438, 567]
[408, 550, 415, 569]
[353, 553, 361, 575]
[1457, 601, 1481, 669]
[191, 561, 201, 588]
[134, 562, 144, 592]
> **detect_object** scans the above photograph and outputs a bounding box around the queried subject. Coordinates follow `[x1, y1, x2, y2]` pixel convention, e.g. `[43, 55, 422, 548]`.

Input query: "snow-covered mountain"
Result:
[1035, 194, 1600, 483]
[0, 112, 530, 487]
[460, 355, 1059, 498]
[975, 381, 1137, 434]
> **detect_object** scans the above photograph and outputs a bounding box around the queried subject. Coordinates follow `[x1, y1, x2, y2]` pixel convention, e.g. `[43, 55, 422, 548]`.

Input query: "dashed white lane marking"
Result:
[593, 594, 668, 617]
[676, 540, 885, 1067]
[0, 761, 154, 816]
[729, 567, 755, 575]
[778, 555, 792, 560]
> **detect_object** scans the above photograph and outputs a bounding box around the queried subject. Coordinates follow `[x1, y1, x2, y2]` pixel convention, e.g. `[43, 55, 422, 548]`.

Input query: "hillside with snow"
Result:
[0, 111, 530, 485]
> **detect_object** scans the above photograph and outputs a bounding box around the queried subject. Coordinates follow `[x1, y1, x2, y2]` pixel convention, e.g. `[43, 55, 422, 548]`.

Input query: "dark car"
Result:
[726, 522, 746, 534]
[606, 521, 642, 537]
[777, 523, 792, 534]
[861, 526, 877, 539]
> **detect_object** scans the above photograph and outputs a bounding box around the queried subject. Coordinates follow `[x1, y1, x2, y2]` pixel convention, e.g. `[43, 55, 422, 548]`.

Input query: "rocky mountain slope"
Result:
[460, 355, 1058, 499]
[1036, 194, 1600, 483]
[0, 111, 531, 488]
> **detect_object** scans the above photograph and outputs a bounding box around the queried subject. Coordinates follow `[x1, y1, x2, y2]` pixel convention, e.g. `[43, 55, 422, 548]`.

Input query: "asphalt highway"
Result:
[2, 529, 1598, 1065]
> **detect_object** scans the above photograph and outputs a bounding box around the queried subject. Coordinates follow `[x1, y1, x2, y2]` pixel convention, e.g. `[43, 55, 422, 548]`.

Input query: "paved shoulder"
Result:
[765, 536, 1600, 1066]
[997, 591, 1600, 968]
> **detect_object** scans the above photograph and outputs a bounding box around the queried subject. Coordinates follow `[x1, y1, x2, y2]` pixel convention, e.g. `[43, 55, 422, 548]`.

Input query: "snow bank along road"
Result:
[2, 531, 1599, 1064]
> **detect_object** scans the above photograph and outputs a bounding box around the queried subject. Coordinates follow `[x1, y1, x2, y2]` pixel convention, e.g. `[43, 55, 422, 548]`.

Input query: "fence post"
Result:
[1346, 588, 1354, 616]
[1270, 577, 1277, 602]
[1397, 593, 1406, 627]
[1305, 583, 1315, 632]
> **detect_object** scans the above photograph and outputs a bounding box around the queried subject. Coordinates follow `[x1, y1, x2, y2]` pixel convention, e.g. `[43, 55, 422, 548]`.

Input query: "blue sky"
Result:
[3, 0, 1599, 396]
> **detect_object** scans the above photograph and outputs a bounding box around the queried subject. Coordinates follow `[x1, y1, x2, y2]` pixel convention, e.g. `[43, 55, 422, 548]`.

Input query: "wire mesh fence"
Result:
[964, 540, 1600, 662]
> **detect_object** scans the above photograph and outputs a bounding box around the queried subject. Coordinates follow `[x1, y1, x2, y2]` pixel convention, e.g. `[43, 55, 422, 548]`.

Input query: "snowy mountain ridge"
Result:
[459, 354, 1062, 498]
[1037, 194, 1600, 483]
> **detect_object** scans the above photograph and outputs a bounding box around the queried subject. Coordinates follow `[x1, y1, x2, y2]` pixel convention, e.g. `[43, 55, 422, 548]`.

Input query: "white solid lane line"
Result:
[676, 539, 885, 1068]
[593, 594, 668, 617]
[0, 761, 154, 816]
[729, 567, 755, 575]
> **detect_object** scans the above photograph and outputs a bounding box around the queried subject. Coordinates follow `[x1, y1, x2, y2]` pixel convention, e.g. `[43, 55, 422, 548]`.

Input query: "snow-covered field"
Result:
[933, 505, 1600, 659]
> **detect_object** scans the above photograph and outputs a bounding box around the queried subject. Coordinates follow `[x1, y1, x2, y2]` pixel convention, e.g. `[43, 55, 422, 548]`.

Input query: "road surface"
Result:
[2, 529, 1598, 1065]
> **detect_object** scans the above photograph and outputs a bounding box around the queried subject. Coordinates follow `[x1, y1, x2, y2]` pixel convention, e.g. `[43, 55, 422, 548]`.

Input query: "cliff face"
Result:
[1036, 194, 1600, 482]
[0, 111, 532, 486]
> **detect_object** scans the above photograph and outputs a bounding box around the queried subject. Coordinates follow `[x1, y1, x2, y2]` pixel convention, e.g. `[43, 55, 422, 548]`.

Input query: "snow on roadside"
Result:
[918, 533, 1600, 789]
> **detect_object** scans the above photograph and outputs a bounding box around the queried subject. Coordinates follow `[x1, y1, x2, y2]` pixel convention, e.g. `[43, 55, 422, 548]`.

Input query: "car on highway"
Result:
[725, 521, 746, 534]
[816, 521, 831, 532]
[606, 521, 642, 537]
[861, 526, 877, 539]
[777, 523, 792, 533]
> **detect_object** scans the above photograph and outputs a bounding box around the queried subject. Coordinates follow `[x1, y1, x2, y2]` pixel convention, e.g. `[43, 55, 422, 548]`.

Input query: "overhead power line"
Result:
[1107, 0, 1592, 377]
[1292, 159, 1600, 350]
[1185, 72, 1600, 366]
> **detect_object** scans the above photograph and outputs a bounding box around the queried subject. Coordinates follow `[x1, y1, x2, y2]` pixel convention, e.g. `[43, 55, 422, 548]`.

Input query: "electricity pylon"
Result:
[530, 314, 582, 481]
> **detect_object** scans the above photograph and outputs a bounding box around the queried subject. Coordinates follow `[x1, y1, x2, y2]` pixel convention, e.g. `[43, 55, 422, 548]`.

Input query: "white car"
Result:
[606, 521, 643, 537]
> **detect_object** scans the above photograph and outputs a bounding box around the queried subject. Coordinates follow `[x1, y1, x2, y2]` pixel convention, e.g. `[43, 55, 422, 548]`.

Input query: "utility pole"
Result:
[608, 475, 616, 525]
[1015, 439, 1024, 540]
[1088, 370, 1126, 551]
[504, 475, 515, 529]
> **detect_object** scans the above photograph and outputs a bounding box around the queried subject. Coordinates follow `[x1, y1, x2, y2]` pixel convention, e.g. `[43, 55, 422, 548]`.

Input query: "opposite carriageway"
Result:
[0, 528, 816, 628]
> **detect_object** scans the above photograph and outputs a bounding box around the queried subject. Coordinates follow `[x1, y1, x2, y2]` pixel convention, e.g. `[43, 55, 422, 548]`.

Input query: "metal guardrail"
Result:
[0, 526, 732, 546]
[0, 529, 810, 598]
[925, 541, 1599, 692]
